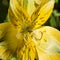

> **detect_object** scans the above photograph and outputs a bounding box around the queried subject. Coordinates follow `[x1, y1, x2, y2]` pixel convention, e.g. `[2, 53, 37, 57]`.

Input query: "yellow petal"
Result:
[8, 0, 31, 32]
[0, 22, 25, 59]
[0, 46, 12, 60]
[0, 23, 9, 39]
[18, 40, 38, 60]
[31, 0, 55, 30]
[33, 26, 60, 60]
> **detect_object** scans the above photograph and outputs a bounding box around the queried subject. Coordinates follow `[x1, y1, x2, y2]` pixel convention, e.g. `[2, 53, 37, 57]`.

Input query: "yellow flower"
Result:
[0, 0, 60, 60]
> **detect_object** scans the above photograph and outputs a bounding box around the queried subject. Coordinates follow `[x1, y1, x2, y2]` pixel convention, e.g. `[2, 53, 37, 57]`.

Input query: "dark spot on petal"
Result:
[35, 58, 37, 60]
[0, 39, 4, 42]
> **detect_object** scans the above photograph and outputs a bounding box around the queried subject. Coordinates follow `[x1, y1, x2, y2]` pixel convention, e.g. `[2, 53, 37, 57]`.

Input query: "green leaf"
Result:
[10, 57, 17, 60]
[55, 0, 58, 4]
[50, 15, 57, 27]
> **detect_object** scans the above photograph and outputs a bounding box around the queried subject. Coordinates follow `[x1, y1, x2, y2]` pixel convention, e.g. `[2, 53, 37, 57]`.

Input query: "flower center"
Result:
[22, 26, 32, 33]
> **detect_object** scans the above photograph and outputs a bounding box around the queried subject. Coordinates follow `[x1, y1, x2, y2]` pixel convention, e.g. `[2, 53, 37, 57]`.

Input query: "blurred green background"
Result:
[0, 0, 60, 30]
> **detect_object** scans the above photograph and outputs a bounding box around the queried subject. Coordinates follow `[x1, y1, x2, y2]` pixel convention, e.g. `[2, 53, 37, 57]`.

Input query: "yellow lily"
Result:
[0, 0, 60, 60]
